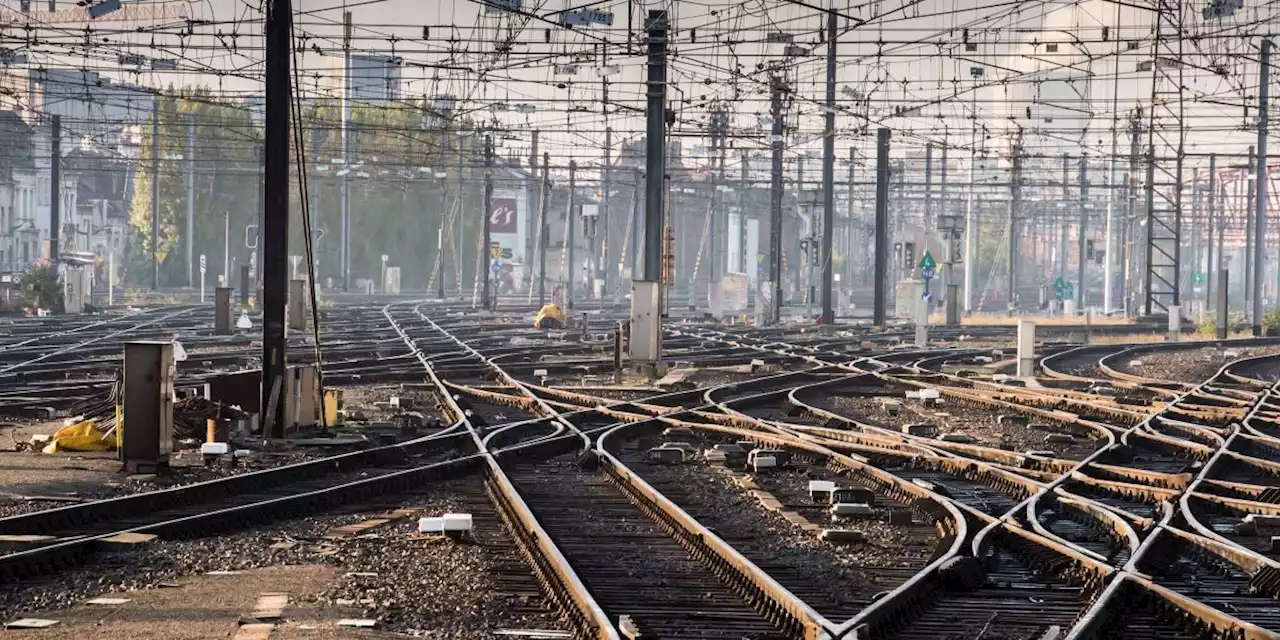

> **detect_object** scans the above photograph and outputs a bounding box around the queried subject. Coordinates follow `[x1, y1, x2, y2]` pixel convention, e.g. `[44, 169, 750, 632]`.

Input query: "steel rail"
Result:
[410, 305, 844, 639]
[381, 302, 619, 640]
[1064, 353, 1280, 638]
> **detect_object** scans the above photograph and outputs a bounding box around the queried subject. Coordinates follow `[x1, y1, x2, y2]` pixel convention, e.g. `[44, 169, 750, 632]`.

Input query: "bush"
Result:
[18, 263, 63, 313]
[1265, 308, 1280, 336]
[1196, 316, 1218, 336]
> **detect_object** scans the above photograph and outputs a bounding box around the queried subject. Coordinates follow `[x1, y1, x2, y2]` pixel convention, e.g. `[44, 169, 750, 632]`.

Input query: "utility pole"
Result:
[340, 10, 351, 291]
[1207, 154, 1217, 307]
[1124, 114, 1142, 314]
[1059, 153, 1070, 277]
[537, 152, 550, 306]
[819, 8, 836, 324]
[797, 154, 808, 312]
[769, 75, 785, 324]
[1246, 146, 1256, 315]
[455, 132, 464, 298]
[716, 125, 727, 290]
[964, 133, 977, 313]
[185, 114, 195, 287]
[602, 126, 613, 300]
[436, 169, 447, 299]
[707, 112, 721, 296]
[261, 0, 292, 438]
[1254, 38, 1271, 336]
[939, 144, 949, 304]
[847, 147, 855, 288]
[1078, 155, 1088, 309]
[630, 9, 668, 368]
[741, 150, 750, 274]
[1008, 132, 1024, 313]
[49, 114, 60, 263]
[150, 99, 160, 291]
[482, 134, 493, 310]
[566, 159, 577, 310]
[1190, 168, 1202, 309]
[873, 127, 890, 326]
[923, 142, 934, 248]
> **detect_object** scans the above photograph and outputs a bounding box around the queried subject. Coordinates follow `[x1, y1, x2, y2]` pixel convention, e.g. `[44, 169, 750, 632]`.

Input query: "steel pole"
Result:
[1254, 38, 1271, 335]
[49, 114, 60, 263]
[769, 76, 785, 324]
[261, 0, 292, 437]
[150, 100, 160, 290]
[185, 114, 195, 287]
[873, 128, 891, 326]
[819, 9, 836, 324]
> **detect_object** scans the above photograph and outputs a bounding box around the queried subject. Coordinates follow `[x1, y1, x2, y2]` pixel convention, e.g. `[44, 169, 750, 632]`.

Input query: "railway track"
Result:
[3, 301, 1280, 638]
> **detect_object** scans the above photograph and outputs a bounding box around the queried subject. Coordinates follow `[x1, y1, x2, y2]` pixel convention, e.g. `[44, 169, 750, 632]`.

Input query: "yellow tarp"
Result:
[534, 303, 565, 329]
[42, 419, 114, 453]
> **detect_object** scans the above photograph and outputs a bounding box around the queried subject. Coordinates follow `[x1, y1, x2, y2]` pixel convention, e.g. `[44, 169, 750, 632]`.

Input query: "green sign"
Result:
[1053, 276, 1073, 301]
[1191, 271, 1205, 285]
[918, 250, 937, 271]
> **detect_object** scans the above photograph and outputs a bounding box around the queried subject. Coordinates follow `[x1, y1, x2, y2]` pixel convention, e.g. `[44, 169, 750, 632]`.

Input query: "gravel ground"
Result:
[1130, 346, 1280, 384]
[812, 392, 1099, 460]
[0, 448, 331, 519]
[617, 433, 940, 618]
[0, 477, 563, 638]
[0, 380, 453, 520]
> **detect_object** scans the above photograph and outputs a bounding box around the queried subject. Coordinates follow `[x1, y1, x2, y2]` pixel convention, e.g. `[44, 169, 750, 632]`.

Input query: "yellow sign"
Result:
[490, 242, 501, 260]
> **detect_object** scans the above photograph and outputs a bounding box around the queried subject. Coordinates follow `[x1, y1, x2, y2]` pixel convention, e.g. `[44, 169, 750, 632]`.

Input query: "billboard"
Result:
[490, 197, 518, 234]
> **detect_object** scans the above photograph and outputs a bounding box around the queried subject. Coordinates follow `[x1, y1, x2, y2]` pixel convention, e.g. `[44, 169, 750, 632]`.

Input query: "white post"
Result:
[914, 296, 929, 347]
[199, 254, 206, 303]
[1017, 319, 1036, 378]
[1168, 305, 1181, 342]
[108, 251, 114, 306]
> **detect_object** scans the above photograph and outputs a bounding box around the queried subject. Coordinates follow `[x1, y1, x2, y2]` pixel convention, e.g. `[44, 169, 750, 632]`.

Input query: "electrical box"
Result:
[895, 280, 925, 319]
[384, 267, 401, 294]
[121, 341, 174, 473]
[63, 265, 89, 314]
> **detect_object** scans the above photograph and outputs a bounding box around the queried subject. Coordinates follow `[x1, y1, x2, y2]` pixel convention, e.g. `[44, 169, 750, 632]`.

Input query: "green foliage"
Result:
[1196, 315, 1217, 336]
[1265, 308, 1280, 335]
[1197, 310, 1250, 336]
[19, 263, 62, 312]
[129, 92, 491, 291]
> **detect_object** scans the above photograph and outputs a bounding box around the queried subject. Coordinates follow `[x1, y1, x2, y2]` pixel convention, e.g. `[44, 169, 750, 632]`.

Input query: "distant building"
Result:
[324, 53, 403, 103]
[66, 148, 131, 270]
[0, 68, 153, 151]
[350, 54, 402, 102]
[0, 110, 80, 270]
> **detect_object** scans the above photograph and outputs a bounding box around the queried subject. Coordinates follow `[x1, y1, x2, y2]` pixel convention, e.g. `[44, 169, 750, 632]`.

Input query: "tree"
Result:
[19, 263, 62, 312]
[128, 91, 490, 292]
